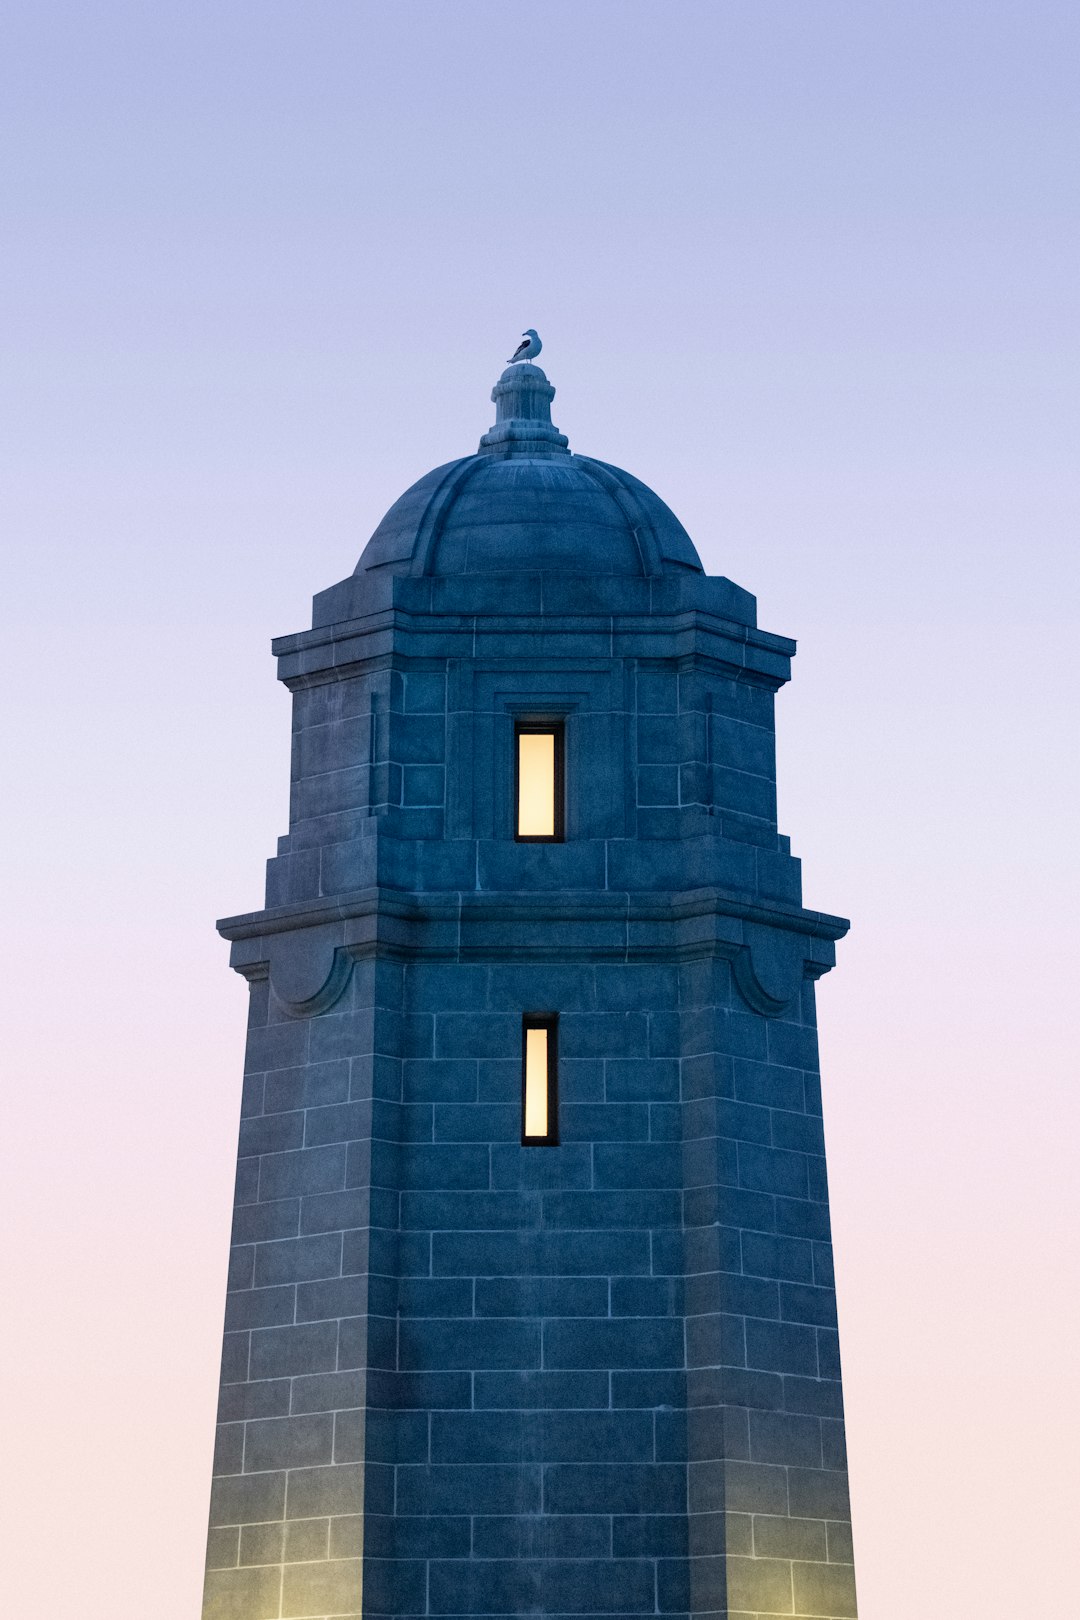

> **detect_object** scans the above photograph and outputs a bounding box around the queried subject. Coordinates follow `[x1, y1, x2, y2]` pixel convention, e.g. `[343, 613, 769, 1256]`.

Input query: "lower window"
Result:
[522, 1013, 559, 1145]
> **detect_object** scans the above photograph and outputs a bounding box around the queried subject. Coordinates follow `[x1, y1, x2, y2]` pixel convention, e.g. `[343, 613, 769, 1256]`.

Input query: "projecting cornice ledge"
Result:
[219, 887, 849, 1020]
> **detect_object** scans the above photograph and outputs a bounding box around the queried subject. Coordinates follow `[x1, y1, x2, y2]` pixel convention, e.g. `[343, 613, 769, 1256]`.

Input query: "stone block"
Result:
[399, 1318, 541, 1371]
[219, 1379, 290, 1423]
[545, 1462, 686, 1515]
[544, 1557, 657, 1613]
[771, 1109, 826, 1156]
[473, 1513, 611, 1559]
[435, 1102, 518, 1142]
[433, 1227, 651, 1277]
[223, 1284, 294, 1332]
[208, 1470, 286, 1528]
[204, 1526, 239, 1570]
[787, 1466, 854, 1520]
[473, 1369, 610, 1410]
[685, 1312, 746, 1369]
[401, 1189, 541, 1230]
[611, 1276, 679, 1317]
[745, 1319, 818, 1377]
[791, 1558, 858, 1617]
[477, 838, 607, 892]
[238, 1110, 305, 1156]
[783, 1375, 845, 1419]
[397, 1277, 472, 1318]
[822, 1417, 848, 1470]
[265, 1059, 350, 1114]
[612, 1515, 688, 1557]
[490, 1144, 592, 1190]
[543, 1318, 684, 1370]
[249, 1321, 338, 1381]
[397, 1464, 542, 1516]
[542, 1189, 682, 1230]
[398, 1141, 490, 1189]
[290, 1370, 366, 1415]
[594, 1142, 682, 1188]
[827, 1519, 855, 1563]
[475, 1057, 521, 1103]
[284, 1462, 366, 1520]
[560, 1102, 649, 1142]
[741, 1230, 814, 1284]
[775, 1196, 832, 1242]
[258, 1145, 347, 1201]
[299, 1190, 373, 1236]
[212, 1423, 243, 1476]
[706, 1273, 779, 1322]
[302, 1101, 373, 1147]
[732, 1058, 804, 1112]
[227, 1246, 255, 1291]
[709, 1459, 787, 1517]
[404, 1059, 478, 1103]
[280, 1557, 365, 1618]
[612, 1370, 686, 1409]
[749, 1408, 823, 1468]
[604, 1059, 679, 1102]
[434, 1012, 519, 1061]
[817, 1327, 842, 1380]
[358, 1514, 470, 1560]
[295, 1276, 367, 1323]
[201, 1564, 282, 1620]
[725, 1554, 795, 1615]
[254, 1234, 342, 1288]
[738, 1143, 809, 1199]
[780, 1282, 838, 1329]
[237, 1521, 284, 1566]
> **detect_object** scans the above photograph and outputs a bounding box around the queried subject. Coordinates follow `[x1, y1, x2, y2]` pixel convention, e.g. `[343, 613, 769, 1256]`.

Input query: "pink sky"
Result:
[2, 5, 1078, 1615]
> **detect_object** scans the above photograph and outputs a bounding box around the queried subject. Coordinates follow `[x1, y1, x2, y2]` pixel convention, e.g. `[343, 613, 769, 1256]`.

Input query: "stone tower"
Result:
[201, 360, 858, 1620]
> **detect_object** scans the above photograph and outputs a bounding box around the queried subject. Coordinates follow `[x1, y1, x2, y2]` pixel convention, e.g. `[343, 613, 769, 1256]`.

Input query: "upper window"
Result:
[515, 721, 565, 841]
[522, 1014, 559, 1145]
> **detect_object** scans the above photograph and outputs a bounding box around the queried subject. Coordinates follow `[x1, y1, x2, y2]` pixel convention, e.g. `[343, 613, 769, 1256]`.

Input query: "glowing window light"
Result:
[515, 722, 564, 841]
[522, 1015, 558, 1145]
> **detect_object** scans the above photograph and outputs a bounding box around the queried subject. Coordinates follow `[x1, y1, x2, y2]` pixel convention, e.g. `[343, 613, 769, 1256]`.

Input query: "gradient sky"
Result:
[2, 4, 1078, 1616]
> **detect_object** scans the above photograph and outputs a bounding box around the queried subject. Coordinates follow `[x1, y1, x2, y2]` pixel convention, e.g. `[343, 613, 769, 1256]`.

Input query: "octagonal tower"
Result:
[201, 359, 858, 1620]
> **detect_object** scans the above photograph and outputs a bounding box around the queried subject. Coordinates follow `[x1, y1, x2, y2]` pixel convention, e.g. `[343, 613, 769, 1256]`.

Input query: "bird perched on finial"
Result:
[508, 328, 542, 364]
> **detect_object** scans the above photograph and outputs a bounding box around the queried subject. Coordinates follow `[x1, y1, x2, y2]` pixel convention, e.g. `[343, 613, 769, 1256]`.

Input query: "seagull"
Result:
[508, 328, 542, 364]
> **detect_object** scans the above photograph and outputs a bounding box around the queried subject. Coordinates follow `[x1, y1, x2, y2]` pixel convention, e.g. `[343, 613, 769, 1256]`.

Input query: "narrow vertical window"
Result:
[515, 721, 565, 841]
[522, 1014, 558, 1145]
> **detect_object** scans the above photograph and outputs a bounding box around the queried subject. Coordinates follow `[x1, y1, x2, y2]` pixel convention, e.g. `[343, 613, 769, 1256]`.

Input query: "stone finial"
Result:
[478, 362, 570, 457]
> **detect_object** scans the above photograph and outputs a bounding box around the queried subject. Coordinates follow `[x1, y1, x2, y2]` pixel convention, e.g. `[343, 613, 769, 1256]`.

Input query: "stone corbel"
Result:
[732, 921, 836, 1017]
[231, 923, 353, 1019]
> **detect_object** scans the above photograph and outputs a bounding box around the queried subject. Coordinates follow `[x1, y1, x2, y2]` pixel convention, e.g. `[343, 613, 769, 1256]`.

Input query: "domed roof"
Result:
[354, 362, 703, 579]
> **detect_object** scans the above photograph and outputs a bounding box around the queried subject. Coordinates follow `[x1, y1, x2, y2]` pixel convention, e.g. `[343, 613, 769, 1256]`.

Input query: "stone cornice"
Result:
[219, 884, 848, 1019]
[218, 884, 847, 947]
[272, 607, 794, 663]
[272, 606, 795, 693]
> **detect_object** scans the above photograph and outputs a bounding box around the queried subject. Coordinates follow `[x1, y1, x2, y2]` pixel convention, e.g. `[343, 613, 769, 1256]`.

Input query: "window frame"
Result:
[513, 719, 566, 843]
[521, 1013, 559, 1146]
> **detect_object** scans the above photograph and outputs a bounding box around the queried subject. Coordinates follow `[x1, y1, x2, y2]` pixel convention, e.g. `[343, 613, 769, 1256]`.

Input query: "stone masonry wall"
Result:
[203, 586, 857, 1620]
[203, 943, 856, 1620]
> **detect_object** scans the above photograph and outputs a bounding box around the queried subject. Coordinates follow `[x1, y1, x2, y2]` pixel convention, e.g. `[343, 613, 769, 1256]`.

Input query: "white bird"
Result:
[508, 328, 542, 364]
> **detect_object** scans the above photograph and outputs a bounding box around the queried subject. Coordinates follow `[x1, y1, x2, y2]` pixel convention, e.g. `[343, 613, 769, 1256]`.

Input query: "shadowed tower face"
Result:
[201, 358, 859, 1620]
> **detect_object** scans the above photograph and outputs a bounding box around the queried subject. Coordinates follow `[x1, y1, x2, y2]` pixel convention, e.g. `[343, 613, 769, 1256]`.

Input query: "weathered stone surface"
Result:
[201, 360, 857, 1619]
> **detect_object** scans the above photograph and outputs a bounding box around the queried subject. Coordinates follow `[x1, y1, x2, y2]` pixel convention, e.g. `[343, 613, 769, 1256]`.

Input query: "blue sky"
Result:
[2, 5, 1078, 1615]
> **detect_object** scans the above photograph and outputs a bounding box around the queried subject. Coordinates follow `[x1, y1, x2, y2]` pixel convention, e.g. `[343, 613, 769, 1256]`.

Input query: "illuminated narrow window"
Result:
[522, 1014, 559, 1145]
[515, 721, 565, 841]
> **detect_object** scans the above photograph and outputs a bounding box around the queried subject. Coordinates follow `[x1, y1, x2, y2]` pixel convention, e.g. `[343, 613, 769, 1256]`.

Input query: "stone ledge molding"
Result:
[276, 617, 793, 696]
[224, 887, 847, 1018]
